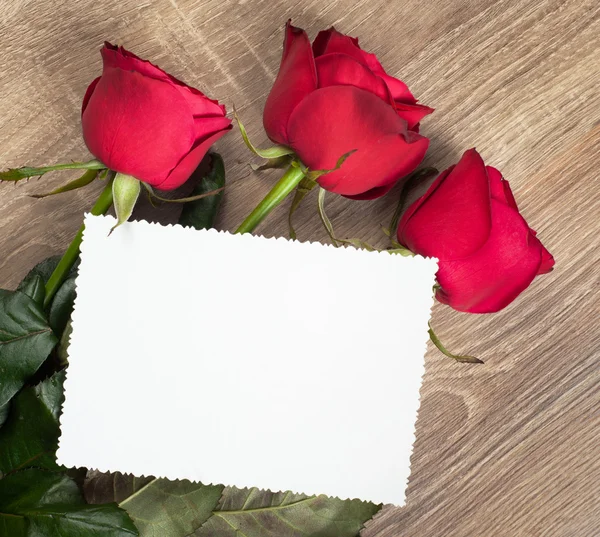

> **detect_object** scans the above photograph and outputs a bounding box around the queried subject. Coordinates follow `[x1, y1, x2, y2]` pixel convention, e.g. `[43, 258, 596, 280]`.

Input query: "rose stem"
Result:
[235, 165, 305, 234]
[43, 175, 115, 308]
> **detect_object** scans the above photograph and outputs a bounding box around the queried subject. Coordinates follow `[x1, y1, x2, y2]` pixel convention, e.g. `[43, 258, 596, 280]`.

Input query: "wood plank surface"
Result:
[1, 0, 599, 535]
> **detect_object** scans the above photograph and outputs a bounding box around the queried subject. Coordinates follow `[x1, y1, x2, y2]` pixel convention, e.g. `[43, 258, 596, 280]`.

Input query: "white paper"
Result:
[57, 214, 437, 505]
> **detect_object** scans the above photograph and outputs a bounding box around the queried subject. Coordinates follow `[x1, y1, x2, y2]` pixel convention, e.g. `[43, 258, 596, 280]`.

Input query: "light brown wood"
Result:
[1, 0, 599, 535]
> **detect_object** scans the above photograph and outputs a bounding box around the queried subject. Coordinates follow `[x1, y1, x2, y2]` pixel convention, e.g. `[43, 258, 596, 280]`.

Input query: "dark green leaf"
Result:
[0, 468, 138, 537]
[0, 402, 9, 429]
[48, 276, 77, 339]
[0, 370, 65, 473]
[29, 169, 99, 198]
[85, 472, 223, 537]
[17, 256, 79, 341]
[17, 256, 62, 290]
[196, 486, 382, 537]
[0, 289, 57, 408]
[56, 319, 73, 367]
[178, 153, 226, 230]
[17, 274, 45, 305]
[84, 471, 155, 505]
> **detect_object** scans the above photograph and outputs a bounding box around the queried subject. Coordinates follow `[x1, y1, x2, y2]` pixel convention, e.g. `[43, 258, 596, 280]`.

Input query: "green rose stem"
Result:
[43, 176, 115, 308]
[234, 165, 305, 234]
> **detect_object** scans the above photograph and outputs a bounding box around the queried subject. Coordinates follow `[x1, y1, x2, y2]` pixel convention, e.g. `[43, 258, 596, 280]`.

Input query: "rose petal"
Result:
[394, 101, 435, 131]
[82, 67, 194, 184]
[287, 86, 427, 197]
[82, 77, 100, 115]
[398, 149, 492, 260]
[312, 27, 420, 105]
[487, 165, 519, 210]
[313, 27, 361, 59]
[192, 116, 232, 141]
[101, 43, 172, 83]
[176, 85, 227, 118]
[537, 243, 555, 274]
[315, 53, 394, 106]
[263, 21, 317, 144]
[435, 200, 544, 313]
[154, 126, 232, 190]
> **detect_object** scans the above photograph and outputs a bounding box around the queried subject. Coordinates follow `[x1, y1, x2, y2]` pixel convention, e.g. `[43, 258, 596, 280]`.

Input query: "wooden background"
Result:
[1, 0, 599, 535]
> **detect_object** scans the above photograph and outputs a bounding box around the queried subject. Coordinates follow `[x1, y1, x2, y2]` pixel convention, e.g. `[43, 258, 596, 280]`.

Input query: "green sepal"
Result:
[428, 323, 483, 364]
[305, 150, 356, 182]
[251, 155, 292, 172]
[336, 238, 377, 251]
[234, 109, 294, 159]
[387, 246, 415, 257]
[29, 169, 99, 199]
[142, 182, 225, 204]
[317, 188, 339, 246]
[0, 160, 106, 183]
[111, 173, 141, 233]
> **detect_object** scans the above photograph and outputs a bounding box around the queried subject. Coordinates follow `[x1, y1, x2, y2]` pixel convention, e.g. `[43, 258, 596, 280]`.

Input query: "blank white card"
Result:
[57, 214, 437, 505]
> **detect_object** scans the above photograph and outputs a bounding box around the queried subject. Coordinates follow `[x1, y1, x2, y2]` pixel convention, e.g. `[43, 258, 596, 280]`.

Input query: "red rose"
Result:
[398, 149, 554, 313]
[82, 43, 231, 190]
[263, 22, 433, 200]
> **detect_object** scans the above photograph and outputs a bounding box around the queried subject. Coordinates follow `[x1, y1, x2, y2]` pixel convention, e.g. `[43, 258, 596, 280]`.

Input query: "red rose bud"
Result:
[82, 43, 232, 190]
[398, 149, 555, 313]
[263, 21, 433, 200]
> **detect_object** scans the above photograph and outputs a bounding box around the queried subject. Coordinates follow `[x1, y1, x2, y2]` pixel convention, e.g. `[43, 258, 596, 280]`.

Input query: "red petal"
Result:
[175, 85, 227, 118]
[537, 242, 555, 274]
[287, 86, 428, 198]
[82, 77, 100, 115]
[312, 28, 420, 104]
[394, 102, 435, 131]
[263, 21, 317, 144]
[313, 27, 361, 59]
[154, 126, 232, 190]
[398, 149, 492, 260]
[102, 43, 225, 119]
[343, 180, 399, 200]
[315, 53, 394, 106]
[487, 165, 519, 209]
[82, 67, 194, 184]
[101, 43, 172, 83]
[436, 200, 544, 313]
[191, 116, 232, 141]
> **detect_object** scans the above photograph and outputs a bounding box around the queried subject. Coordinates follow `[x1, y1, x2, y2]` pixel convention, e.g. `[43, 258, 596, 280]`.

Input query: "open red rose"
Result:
[398, 149, 555, 313]
[82, 43, 232, 190]
[263, 22, 433, 200]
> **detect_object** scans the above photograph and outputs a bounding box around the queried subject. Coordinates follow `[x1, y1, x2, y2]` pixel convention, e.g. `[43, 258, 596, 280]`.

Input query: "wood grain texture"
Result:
[1, 0, 599, 535]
